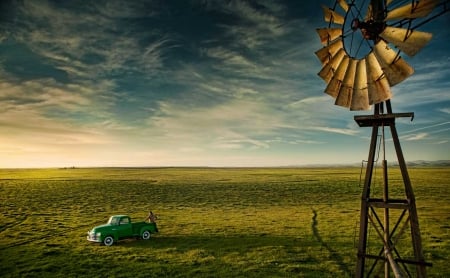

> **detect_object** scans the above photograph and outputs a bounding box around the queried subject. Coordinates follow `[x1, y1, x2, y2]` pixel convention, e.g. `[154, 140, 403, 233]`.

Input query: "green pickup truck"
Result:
[87, 215, 158, 246]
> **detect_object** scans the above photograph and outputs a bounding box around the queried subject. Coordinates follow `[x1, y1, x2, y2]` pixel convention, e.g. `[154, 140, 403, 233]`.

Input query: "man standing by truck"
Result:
[146, 211, 158, 233]
[146, 211, 157, 223]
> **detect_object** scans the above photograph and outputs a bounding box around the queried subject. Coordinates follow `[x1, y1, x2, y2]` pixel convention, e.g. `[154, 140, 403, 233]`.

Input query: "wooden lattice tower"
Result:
[354, 100, 431, 277]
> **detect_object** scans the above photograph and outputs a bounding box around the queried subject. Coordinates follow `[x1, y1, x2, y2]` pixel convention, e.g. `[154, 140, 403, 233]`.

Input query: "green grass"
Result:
[0, 167, 449, 277]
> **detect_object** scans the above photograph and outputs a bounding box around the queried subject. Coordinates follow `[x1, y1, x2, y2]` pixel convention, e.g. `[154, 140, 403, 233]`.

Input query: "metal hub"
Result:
[351, 18, 385, 41]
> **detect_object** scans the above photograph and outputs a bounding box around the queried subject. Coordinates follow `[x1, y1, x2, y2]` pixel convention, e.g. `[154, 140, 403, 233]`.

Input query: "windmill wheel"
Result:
[315, 0, 439, 111]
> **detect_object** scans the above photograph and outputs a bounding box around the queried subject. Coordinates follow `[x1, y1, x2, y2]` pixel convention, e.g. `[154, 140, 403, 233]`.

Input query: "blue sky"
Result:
[0, 0, 449, 168]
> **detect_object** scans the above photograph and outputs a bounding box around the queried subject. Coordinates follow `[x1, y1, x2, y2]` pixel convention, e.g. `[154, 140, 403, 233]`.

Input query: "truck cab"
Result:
[108, 215, 133, 239]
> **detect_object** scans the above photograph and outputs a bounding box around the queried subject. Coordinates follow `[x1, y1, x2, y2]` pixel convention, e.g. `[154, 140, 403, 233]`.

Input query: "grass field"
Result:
[0, 167, 449, 277]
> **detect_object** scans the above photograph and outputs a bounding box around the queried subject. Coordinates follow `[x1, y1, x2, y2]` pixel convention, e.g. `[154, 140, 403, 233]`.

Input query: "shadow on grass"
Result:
[95, 234, 331, 276]
[311, 208, 352, 276]
[123, 233, 309, 254]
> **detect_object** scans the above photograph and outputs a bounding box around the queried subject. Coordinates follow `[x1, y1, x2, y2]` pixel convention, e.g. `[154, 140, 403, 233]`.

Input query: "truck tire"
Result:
[103, 236, 114, 246]
[142, 230, 151, 240]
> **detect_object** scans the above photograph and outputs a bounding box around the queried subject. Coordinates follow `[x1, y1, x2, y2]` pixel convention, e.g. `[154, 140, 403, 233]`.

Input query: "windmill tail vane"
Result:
[315, 0, 449, 111]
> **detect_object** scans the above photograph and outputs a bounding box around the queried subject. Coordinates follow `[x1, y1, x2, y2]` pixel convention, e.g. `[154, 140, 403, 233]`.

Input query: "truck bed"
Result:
[131, 222, 157, 235]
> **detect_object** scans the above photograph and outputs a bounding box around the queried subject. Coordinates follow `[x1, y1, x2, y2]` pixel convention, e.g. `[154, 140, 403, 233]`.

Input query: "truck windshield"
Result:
[107, 216, 120, 225]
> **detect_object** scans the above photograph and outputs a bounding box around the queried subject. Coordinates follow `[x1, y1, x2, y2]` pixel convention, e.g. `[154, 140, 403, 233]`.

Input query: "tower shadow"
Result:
[311, 208, 352, 276]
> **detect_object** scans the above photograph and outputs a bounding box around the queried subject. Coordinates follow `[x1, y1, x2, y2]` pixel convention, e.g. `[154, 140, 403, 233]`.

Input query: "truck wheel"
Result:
[142, 230, 151, 240]
[103, 236, 114, 246]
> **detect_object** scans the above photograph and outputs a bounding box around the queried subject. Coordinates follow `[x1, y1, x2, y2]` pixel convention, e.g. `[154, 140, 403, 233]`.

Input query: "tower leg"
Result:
[356, 120, 379, 277]
[390, 123, 427, 278]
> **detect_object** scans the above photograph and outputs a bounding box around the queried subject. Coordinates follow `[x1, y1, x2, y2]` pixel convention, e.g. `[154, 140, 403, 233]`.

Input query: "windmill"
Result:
[315, 0, 449, 277]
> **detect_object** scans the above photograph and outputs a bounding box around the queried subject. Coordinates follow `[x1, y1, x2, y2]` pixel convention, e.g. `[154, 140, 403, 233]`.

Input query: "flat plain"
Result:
[0, 167, 449, 277]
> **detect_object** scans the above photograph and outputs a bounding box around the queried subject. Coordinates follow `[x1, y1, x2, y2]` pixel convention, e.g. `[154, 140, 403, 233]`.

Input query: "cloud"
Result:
[0, 104, 116, 163]
[0, 76, 116, 115]
[206, 0, 287, 49]
[0, 74, 127, 164]
[7, 0, 171, 82]
[147, 98, 285, 149]
[95, 0, 159, 18]
[287, 96, 329, 107]
[308, 126, 359, 136]
[439, 108, 450, 114]
[0, 78, 89, 111]
[399, 121, 450, 145]
[403, 132, 428, 141]
[403, 121, 450, 134]
[0, 75, 131, 167]
[204, 46, 257, 69]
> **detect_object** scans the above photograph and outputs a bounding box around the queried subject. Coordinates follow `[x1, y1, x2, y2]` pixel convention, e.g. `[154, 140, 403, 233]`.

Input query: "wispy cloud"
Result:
[146, 98, 286, 149]
[403, 132, 428, 141]
[207, 0, 287, 49]
[403, 122, 450, 134]
[308, 126, 359, 136]
[432, 140, 448, 145]
[7, 0, 171, 82]
[1, 75, 116, 113]
[438, 108, 450, 114]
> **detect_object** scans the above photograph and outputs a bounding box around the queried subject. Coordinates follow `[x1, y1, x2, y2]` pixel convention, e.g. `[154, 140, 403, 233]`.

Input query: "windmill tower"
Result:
[315, 0, 449, 277]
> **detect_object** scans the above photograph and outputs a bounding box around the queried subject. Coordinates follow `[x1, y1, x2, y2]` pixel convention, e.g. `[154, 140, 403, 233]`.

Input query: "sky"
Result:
[0, 0, 449, 168]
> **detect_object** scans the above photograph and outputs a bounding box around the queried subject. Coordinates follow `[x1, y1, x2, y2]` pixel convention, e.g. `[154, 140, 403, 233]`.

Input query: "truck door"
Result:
[116, 217, 132, 238]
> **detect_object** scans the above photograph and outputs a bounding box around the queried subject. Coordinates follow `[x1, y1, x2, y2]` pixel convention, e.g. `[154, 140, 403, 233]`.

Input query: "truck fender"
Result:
[140, 227, 151, 240]
[108, 231, 119, 242]
[139, 225, 150, 236]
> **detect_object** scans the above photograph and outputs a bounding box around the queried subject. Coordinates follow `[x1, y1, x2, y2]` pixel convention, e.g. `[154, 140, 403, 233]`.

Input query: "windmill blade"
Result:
[337, 0, 349, 12]
[318, 48, 346, 83]
[336, 58, 357, 108]
[385, 0, 439, 20]
[364, 3, 373, 21]
[325, 55, 349, 98]
[380, 26, 433, 57]
[366, 52, 392, 105]
[315, 39, 344, 65]
[351, 59, 370, 111]
[316, 28, 342, 45]
[373, 40, 414, 86]
[322, 4, 345, 25]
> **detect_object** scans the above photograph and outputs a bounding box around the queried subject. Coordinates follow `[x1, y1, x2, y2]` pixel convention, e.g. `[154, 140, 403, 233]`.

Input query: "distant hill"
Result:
[291, 160, 450, 168]
[401, 160, 450, 167]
